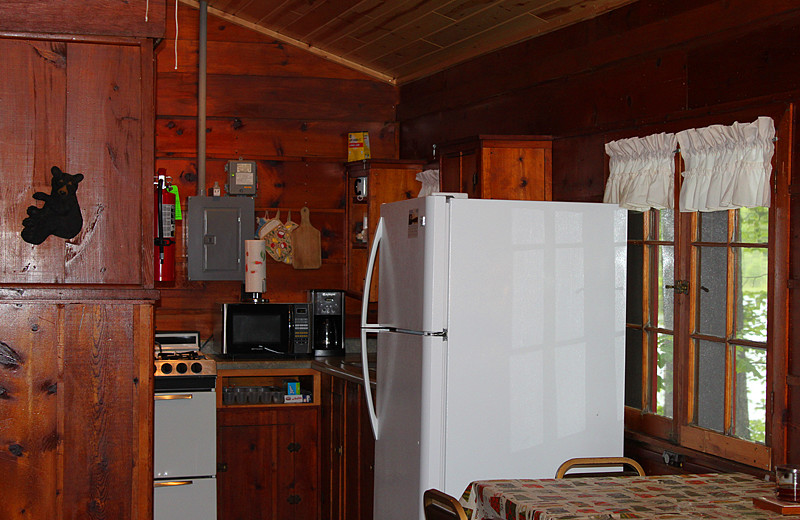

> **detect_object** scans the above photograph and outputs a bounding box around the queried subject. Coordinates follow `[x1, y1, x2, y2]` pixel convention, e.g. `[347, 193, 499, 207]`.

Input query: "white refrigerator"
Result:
[358, 194, 628, 520]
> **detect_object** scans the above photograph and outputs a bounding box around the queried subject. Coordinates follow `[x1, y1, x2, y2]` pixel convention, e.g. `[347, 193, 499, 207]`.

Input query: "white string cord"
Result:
[174, 0, 179, 69]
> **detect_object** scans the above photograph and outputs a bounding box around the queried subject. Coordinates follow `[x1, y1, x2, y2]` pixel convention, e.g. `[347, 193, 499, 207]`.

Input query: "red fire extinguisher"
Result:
[154, 169, 176, 282]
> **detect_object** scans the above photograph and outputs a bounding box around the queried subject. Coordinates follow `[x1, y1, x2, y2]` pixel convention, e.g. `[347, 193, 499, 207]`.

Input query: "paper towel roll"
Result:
[244, 240, 267, 294]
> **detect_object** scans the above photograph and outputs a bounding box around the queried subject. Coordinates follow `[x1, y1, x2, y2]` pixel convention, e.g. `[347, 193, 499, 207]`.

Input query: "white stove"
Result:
[153, 331, 217, 520]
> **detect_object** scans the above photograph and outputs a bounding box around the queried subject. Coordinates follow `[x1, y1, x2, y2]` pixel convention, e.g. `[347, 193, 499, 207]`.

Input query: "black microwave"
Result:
[215, 302, 311, 358]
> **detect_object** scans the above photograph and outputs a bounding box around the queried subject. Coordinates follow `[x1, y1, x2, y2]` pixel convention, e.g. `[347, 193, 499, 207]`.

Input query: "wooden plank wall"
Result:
[397, 0, 800, 469]
[154, 2, 399, 342]
[398, 0, 800, 201]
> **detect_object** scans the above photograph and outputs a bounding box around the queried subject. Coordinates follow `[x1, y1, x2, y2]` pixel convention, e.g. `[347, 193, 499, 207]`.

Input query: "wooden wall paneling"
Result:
[398, 0, 798, 122]
[156, 117, 399, 161]
[140, 39, 156, 289]
[0, 39, 68, 283]
[398, 2, 800, 160]
[686, 17, 800, 109]
[66, 41, 143, 284]
[0, 0, 166, 38]
[157, 73, 396, 121]
[158, 39, 375, 80]
[0, 300, 153, 519]
[0, 303, 60, 520]
[551, 134, 609, 202]
[132, 302, 155, 520]
[155, 1, 399, 341]
[62, 303, 136, 518]
[400, 49, 688, 159]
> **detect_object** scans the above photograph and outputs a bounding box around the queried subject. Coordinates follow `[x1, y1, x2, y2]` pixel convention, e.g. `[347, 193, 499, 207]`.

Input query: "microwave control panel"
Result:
[292, 304, 311, 348]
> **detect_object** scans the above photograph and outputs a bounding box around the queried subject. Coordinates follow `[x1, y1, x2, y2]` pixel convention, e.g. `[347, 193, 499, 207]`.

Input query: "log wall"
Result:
[398, 0, 800, 201]
[154, 3, 399, 341]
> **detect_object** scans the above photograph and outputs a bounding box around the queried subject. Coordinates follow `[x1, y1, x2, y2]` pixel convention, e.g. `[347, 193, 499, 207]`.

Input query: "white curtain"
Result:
[603, 133, 677, 211]
[677, 116, 775, 212]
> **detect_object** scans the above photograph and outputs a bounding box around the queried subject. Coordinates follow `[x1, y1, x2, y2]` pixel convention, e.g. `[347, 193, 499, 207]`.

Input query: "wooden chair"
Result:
[555, 457, 646, 479]
[423, 489, 469, 520]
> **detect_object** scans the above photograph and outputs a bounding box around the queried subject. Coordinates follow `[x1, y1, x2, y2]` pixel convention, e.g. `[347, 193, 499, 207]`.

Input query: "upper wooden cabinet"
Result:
[345, 160, 424, 301]
[438, 135, 552, 200]
[0, 36, 154, 286]
[0, 0, 165, 38]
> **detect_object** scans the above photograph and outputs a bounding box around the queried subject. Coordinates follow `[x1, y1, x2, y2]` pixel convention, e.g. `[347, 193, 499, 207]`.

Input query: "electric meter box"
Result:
[186, 196, 254, 280]
[225, 160, 257, 195]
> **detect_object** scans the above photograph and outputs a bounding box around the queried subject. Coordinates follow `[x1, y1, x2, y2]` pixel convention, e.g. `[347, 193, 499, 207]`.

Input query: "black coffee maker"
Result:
[309, 290, 345, 357]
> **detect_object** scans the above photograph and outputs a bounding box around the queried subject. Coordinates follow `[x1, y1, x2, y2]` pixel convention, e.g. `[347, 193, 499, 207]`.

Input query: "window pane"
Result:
[735, 247, 768, 342]
[696, 340, 726, 432]
[737, 207, 769, 244]
[734, 346, 767, 443]
[628, 210, 644, 241]
[658, 209, 674, 241]
[625, 328, 644, 409]
[627, 243, 644, 325]
[699, 211, 729, 242]
[655, 333, 674, 417]
[658, 245, 674, 329]
[697, 246, 727, 337]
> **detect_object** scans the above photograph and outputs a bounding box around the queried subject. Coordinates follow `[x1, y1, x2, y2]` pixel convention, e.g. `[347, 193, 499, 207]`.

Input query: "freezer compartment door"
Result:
[154, 477, 216, 520]
[377, 196, 449, 333]
[373, 331, 445, 520]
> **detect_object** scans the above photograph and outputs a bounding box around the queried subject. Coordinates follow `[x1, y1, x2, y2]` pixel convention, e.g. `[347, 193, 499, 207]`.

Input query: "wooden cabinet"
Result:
[320, 372, 375, 520]
[346, 160, 425, 301]
[439, 135, 552, 200]
[217, 369, 320, 520]
[0, 36, 154, 286]
[0, 296, 155, 520]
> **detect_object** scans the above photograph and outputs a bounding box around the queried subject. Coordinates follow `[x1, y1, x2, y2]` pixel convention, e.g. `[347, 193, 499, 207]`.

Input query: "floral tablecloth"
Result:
[460, 473, 788, 520]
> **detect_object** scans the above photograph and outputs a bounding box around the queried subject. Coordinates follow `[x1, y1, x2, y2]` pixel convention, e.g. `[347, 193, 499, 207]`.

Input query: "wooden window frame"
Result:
[624, 107, 792, 471]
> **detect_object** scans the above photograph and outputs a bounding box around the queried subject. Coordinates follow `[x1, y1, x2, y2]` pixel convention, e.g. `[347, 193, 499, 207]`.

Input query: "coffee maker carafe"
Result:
[309, 290, 345, 356]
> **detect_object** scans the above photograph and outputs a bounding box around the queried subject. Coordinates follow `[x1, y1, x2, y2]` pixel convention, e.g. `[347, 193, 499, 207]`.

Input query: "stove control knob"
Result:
[161, 363, 173, 374]
[191, 362, 203, 374]
[176, 362, 188, 374]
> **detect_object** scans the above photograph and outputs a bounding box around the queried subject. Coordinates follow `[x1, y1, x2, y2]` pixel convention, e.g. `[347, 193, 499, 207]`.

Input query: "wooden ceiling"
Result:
[183, 0, 638, 85]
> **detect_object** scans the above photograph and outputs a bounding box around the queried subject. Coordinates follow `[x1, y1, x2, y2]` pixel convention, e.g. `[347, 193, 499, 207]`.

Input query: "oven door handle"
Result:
[154, 394, 193, 400]
[154, 480, 194, 487]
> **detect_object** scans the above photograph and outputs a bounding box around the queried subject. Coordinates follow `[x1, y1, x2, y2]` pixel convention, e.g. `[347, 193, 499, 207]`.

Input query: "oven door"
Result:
[154, 389, 216, 479]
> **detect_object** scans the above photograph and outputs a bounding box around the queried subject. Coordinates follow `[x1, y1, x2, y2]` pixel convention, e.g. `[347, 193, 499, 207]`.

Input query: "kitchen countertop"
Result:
[212, 353, 376, 387]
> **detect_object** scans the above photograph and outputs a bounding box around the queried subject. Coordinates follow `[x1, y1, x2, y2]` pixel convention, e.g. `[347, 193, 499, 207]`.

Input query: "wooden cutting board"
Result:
[291, 206, 322, 269]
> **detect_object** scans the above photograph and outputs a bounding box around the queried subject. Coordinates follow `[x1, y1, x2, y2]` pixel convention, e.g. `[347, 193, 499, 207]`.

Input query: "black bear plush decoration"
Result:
[21, 166, 84, 245]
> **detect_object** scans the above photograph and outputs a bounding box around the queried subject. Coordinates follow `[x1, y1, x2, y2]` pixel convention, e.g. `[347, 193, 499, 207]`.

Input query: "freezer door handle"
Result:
[360, 216, 383, 440]
[361, 216, 384, 330]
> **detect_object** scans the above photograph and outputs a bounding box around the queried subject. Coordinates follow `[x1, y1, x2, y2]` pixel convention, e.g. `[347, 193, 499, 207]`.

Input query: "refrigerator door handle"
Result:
[361, 327, 379, 440]
[360, 216, 385, 440]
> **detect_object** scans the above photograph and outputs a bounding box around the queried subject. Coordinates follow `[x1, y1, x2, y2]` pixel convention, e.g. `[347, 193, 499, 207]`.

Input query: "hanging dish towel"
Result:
[259, 210, 292, 264]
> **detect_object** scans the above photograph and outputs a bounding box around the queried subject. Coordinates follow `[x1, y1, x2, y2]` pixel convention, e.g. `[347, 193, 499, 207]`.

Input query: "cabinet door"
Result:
[0, 37, 152, 285]
[0, 301, 154, 519]
[218, 408, 319, 520]
[321, 375, 375, 520]
[482, 146, 551, 200]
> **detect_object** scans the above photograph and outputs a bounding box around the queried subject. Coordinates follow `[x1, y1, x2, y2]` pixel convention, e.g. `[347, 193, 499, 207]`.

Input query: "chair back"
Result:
[423, 489, 469, 520]
[555, 457, 646, 479]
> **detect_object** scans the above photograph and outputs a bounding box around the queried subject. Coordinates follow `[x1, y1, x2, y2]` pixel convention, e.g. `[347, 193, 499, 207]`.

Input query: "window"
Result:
[622, 119, 782, 470]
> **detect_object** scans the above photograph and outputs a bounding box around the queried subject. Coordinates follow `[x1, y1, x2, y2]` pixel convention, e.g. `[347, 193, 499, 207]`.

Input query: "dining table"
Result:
[460, 472, 794, 520]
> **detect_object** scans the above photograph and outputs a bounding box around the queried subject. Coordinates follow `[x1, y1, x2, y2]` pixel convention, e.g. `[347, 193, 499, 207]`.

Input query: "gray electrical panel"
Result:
[186, 196, 255, 281]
